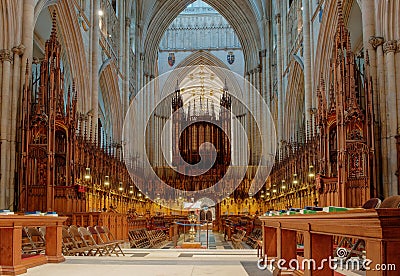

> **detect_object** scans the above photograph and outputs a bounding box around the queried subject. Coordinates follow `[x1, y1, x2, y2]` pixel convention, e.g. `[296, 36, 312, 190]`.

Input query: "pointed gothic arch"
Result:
[99, 59, 123, 141]
[141, 0, 261, 77]
[285, 60, 305, 141]
[161, 51, 243, 101]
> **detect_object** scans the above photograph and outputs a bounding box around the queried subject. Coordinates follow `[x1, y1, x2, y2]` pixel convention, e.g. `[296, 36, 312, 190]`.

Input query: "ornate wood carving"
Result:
[265, 0, 375, 209]
[19, 12, 145, 214]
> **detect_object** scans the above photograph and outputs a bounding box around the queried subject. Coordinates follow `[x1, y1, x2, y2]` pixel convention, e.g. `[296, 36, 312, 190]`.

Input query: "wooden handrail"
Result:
[0, 215, 67, 275]
[259, 209, 400, 276]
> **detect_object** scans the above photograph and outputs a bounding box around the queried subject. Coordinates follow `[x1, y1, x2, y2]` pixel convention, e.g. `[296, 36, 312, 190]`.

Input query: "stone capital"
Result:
[275, 14, 281, 24]
[12, 44, 26, 56]
[383, 40, 397, 54]
[397, 40, 400, 53]
[368, 36, 384, 49]
[125, 18, 131, 27]
[0, 49, 13, 62]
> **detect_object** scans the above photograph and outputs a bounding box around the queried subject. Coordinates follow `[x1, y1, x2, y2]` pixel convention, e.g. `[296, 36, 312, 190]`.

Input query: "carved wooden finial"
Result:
[365, 50, 370, 65]
[25, 59, 29, 74]
[50, 10, 58, 40]
[66, 86, 71, 118]
[93, 124, 98, 145]
[337, 0, 344, 27]
[320, 73, 325, 88]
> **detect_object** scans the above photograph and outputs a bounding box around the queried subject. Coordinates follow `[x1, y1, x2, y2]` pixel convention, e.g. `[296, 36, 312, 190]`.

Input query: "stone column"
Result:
[361, 1, 378, 116]
[0, 49, 13, 208]
[276, 13, 284, 143]
[20, 0, 35, 85]
[249, 70, 254, 163]
[369, 36, 385, 198]
[91, 0, 100, 141]
[9, 45, 24, 211]
[383, 40, 398, 196]
[124, 18, 131, 116]
[302, 0, 312, 138]
[396, 40, 400, 135]
[245, 72, 251, 163]
[139, 53, 144, 91]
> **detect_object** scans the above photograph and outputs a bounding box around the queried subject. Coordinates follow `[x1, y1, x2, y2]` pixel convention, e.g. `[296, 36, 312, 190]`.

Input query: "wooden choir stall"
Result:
[259, 209, 400, 276]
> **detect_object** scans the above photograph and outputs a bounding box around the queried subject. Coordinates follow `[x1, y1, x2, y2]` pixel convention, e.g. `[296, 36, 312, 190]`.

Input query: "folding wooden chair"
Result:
[68, 225, 96, 256]
[62, 226, 92, 256]
[78, 227, 111, 256]
[87, 226, 121, 256]
[94, 226, 125, 256]
[22, 227, 46, 255]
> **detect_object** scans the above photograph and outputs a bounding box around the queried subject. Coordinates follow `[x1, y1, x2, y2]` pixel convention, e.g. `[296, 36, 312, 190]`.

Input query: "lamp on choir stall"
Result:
[308, 165, 315, 178]
[129, 185, 134, 194]
[292, 173, 298, 185]
[118, 182, 124, 192]
[281, 180, 286, 190]
[84, 168, 91, 180]
[104, 175, 110, 187]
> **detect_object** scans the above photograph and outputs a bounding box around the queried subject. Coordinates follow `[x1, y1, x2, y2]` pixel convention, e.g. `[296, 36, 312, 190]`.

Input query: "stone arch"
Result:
[285, 60, 304, 141]
[0, 1, 21, 49]
[160, 52, 243, 103]
[176, 50, 230, 70]
[99, 59, 123, 141]
[313, 0, 358, 92]
[141, 0, 261, 77]
[33, 1, 90, 113]
[376, 0, 400, 39]
[34, 0, 57, 24]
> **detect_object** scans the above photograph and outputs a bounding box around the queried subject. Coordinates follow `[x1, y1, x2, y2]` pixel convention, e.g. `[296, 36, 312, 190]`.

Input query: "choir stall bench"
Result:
[259, 209, 400, 276]
[0, 215, 67, 275]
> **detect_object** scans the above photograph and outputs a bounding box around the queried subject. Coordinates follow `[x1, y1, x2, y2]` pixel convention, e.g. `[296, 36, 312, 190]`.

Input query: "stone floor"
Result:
[25, 231, 264, 276]
[26, 249, 266, 276]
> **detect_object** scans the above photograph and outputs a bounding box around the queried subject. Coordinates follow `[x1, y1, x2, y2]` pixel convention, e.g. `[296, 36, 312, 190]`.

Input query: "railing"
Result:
[63, 212, 128, 241]
[0, 215, 67, 275]
[259, 209, 400, 275]
[100, 0, 120, 66]
[286, 0, 303, 59]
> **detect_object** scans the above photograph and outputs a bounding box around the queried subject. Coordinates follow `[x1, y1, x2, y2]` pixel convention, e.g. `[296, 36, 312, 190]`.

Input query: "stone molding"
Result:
[383, 40, 397, 54]
[0, 49, 13, 62]
[368, 36, 384, 49]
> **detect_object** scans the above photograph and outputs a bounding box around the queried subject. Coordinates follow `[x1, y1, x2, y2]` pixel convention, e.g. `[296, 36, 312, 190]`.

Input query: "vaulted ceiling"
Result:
[137, 0, 269, 75]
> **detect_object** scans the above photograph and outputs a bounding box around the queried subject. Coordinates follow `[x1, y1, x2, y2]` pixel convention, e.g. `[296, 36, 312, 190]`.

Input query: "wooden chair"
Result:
[231, 229, 246, 249]
[78, 227, 111, 256]
[62, 226, 92, 256]
[68, 225, 96, 256]
[95, 226, 125, 256]
[87, 226, 121, 256]
[22, 227, 46, 255]
[129, 229, 150, 248]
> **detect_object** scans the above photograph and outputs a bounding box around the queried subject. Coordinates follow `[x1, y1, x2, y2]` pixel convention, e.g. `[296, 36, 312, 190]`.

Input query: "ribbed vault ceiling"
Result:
[140, 0, 263, 75]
